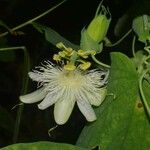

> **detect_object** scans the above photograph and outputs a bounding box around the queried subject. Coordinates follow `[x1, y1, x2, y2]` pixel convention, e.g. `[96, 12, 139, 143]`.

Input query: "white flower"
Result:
[19, 61, 109, 125]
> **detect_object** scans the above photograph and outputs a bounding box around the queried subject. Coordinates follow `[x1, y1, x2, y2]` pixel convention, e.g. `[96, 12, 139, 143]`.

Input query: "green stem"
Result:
[106, 29, 132, 47]
[0, 46, 24, 51]
[0, 0, 66, 38]
[91, 55, 110, 68]
[14, 47, 30, 143]
[132, 36, 136, 57]
[0, 46, 30, 142]
[139, 69, 150, 117]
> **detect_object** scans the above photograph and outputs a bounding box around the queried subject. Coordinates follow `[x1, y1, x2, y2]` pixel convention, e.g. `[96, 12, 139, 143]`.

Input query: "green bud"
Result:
[80, 4, 111, 53]
[80, 28, 103, 53]
[87, 5, 111, 43]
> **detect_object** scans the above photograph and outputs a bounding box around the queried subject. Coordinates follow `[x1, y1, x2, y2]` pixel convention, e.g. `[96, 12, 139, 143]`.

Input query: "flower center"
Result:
[58, 70, 84, 88]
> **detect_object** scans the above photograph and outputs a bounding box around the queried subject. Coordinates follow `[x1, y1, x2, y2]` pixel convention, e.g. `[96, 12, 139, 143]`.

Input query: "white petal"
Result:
[38, 93, 58, 110]
[19, 87, 46, 103]
[54, 94, 75, 125]
[88, 87, 107, 106]
[38, 87, 66, 110]
[28, 72, 43, 82]
[80, 88, 100, 106]
[77, 99, 96, 122]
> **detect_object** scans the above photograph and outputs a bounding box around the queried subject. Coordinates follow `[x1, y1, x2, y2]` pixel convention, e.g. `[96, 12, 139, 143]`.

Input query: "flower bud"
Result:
[80, 5, 111, 53]
[87, 15, 110, 43]
[87, 6, 111, 43]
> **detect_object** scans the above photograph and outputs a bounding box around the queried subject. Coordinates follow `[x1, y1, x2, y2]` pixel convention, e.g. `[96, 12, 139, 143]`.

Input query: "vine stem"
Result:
[132, 36, 136, 57]
[91, 55, 110, 68]
[13, 47, 30, 143]
[0, 0, 66, 38]
[139, 69, 150, 117]
[106, 29, 132, 47]
[0, 46, 30, 143]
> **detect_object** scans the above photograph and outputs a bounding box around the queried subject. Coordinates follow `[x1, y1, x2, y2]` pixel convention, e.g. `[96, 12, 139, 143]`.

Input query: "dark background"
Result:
[0, 0, 150, 148]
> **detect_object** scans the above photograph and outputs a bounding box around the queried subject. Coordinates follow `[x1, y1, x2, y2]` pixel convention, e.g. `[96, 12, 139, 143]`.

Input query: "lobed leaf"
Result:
[76, 52, 150, 150]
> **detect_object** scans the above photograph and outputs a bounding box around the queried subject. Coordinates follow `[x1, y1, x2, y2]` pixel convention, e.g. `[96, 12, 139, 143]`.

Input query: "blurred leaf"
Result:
[32, 22, 79, 49]
[0, 51, 16, 62]
[0, 105, 14, 132]
[0, 20, 10, 31]
[31, 22, 44, 34]
[0, 46, 26, 62]
[114, 14, 129, 36]
[1, 141, 88, 150]
[76, 53, 150, 150]
[0, 37, 7, 47]
[0, 38, 16, 62]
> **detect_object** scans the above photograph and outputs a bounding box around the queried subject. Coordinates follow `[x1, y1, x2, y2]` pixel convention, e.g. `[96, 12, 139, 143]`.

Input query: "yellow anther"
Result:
[56, 42, 73, 53]
[66, 47, 73, 53]
[58, 51, 66, 58]
[56, 42, 74, 57]
[77, 50, 88, 58]
[53, 54, 61, 61]
[64, 49, 74, 57]
[56, 42, 67, 49]
[79, 62, 91, 70]
[63, 62, 76, 71]
[77, 50, 96, 58]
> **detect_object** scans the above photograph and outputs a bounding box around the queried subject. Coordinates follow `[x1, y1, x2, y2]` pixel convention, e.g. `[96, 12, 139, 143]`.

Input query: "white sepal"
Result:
[19, 87, 46, 104]
[54, 95, 75, 125]
[77, 99, 96, 122]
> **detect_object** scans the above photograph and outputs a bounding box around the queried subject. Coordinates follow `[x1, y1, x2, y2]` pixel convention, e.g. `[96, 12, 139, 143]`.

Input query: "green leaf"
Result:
[0, 105, 14, 132]
[0, 141, 88, 150]
[77, 52, 150, 150]
[32, 22, 79, 49]
[114, 14, 129, 36]
[132, 15, 150, 43]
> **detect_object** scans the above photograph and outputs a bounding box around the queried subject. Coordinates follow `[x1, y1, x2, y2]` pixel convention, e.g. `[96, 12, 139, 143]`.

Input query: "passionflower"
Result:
[20, 61, 108, 125]
[87, 7, 111, 43]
